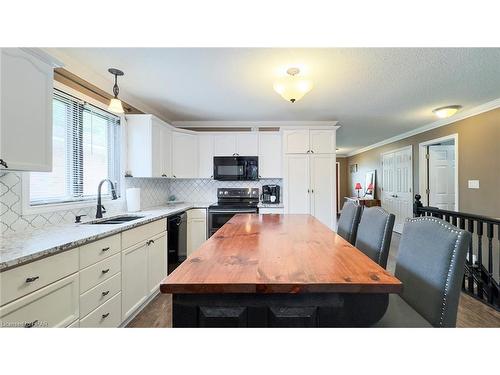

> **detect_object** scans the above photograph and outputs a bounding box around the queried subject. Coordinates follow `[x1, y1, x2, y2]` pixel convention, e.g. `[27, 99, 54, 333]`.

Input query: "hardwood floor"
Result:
[127, 232, 500, 328]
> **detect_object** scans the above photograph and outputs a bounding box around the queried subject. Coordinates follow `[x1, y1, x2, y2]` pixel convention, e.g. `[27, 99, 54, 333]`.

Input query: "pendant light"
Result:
[273, 67, 313, 103]
[108, 68, 125, 113]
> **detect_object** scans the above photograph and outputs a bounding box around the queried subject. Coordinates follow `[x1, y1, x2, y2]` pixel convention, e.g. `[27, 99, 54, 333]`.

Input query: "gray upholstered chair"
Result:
[355, 207, 395, 268]
[375, 217, 471, 328]
[337, 201, 362, 244]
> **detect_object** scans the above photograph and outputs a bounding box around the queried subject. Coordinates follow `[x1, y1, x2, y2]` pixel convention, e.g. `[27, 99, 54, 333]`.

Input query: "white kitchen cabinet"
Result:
[309, 154, 335, 228]
[0, 273, 79, 328]
[126, 114, 172, 178]
[283, 128, 336, 154]
[259, 207, 284, 214]
[284, 153, 336, 229]
[214, 133, 237, 156]
[236, 133, 258, 156]
[79, 292, 122, 328]
[147, 232, 167, 295]
[258, 132, 282, 178]
[0, 48, 58, 171]
[198, 133, 214, 178]
[284, 154, 310, 214]
[187, 209, 207, 256]
[172, 131, 198, 178]
[214, 132, 258, 156]
[121, 241, 149, 320]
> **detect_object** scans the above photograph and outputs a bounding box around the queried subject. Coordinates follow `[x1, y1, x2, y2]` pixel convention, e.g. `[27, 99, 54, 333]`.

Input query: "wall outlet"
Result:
[468, 180, 480, 189]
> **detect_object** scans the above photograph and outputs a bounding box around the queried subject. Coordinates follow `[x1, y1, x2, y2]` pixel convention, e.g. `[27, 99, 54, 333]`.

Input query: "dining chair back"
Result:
[337, 201, 362, 244]
[355, 207, 395, 268]
[394, 217, 471, 327]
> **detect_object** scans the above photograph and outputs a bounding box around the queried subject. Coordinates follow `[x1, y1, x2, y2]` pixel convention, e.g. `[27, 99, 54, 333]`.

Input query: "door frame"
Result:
[418, 133, 459, 210]
[336, 161, 340, 214]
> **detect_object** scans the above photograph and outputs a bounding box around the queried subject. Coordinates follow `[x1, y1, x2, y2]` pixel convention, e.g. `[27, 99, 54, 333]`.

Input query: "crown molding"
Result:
[173, 120, 339, 128]
[347, 97, 500, 157]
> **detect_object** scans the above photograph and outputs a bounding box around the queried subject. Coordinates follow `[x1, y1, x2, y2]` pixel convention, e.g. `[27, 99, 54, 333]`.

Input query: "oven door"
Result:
[208, 208, 258, 237]
[213, 156, 258, 181]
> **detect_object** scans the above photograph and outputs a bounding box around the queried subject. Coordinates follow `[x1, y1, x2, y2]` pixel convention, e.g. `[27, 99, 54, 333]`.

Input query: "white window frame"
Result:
[21, 81, 127, 215]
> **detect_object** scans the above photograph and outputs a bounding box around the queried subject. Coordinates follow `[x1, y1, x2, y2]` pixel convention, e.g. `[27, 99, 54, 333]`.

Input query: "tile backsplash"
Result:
[0, 171, 281, 235]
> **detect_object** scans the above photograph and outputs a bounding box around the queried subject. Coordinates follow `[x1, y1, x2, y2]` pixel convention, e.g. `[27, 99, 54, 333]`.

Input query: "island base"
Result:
[171, 293, 389, 328]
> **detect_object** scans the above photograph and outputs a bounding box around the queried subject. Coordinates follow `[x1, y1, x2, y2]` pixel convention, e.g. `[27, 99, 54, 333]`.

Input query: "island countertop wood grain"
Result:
[160, 214, 402, 294]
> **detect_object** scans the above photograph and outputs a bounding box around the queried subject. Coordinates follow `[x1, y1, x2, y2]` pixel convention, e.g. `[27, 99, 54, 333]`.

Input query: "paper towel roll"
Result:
[126, 188, 141, 212]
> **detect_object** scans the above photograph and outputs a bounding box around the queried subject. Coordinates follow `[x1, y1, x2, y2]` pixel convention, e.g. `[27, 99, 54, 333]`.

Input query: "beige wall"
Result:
[347, 107, 500, 218]
[337, 157, 348, 211]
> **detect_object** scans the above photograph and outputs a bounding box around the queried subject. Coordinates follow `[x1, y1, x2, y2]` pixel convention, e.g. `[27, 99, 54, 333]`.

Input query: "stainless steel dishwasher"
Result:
[167, 211, 187, 274]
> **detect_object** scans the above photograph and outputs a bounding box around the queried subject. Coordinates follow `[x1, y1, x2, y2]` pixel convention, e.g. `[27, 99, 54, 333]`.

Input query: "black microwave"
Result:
[213, 156, 258, 181]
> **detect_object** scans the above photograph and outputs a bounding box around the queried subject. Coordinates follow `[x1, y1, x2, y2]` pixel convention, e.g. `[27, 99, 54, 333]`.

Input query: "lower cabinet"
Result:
[0, 273, 79, 328]
[79, 293, 122, 328]
[122, 230, 167, 321]
[187, 209, 207, 257]
[259, 207, 284, 215]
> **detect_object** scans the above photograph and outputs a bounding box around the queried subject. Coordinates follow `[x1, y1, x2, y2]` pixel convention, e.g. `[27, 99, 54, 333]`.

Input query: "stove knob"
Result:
[224, 191, 229, 195]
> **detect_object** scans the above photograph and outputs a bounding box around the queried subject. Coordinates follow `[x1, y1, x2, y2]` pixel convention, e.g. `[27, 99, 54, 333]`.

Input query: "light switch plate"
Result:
[468, 180, 480, 189]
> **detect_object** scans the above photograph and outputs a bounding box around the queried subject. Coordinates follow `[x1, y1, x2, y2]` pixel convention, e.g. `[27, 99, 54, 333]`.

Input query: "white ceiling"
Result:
[50, 48, 500, 154]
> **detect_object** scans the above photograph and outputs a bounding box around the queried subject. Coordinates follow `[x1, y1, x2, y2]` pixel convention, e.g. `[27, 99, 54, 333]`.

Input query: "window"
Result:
[29, 89, 121, 206]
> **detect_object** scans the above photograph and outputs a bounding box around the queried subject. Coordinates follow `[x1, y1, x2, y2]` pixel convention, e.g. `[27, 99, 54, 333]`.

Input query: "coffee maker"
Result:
[261, 185, 280, 204]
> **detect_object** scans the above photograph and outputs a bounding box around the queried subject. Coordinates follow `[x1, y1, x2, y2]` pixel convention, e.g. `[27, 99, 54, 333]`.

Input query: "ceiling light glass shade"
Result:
[108, 98, 124, 114]
[273, 74, 313, 103]
[432, 105, 462, 119]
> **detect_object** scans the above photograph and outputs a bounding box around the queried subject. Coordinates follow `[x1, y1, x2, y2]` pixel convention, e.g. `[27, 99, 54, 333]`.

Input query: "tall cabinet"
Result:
[283, 128, 338, 229]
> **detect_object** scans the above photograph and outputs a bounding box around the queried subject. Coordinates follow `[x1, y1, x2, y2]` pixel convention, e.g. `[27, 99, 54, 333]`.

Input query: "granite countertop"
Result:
[258, 202, 284, 208]
[0, 202, 212, 271]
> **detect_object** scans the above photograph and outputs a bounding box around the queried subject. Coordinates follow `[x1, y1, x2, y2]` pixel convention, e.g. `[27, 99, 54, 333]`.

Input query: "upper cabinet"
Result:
[258, 132, 282, 178]
[283, 128, 336, 154]
[214, 132, 258, 156]
[198, 133, 214, 178]
[0, 48, 59, 171]
[172, 131, 198, 178]
[126, 114, 172, 178]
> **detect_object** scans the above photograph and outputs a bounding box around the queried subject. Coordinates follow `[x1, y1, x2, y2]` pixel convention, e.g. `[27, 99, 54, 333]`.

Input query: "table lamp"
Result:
[364, 183, 374, 197]
[355, 182, 362, 198]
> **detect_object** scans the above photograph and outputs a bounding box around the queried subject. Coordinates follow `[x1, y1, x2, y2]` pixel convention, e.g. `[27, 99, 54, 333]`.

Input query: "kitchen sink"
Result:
[84, 215, 145, 225]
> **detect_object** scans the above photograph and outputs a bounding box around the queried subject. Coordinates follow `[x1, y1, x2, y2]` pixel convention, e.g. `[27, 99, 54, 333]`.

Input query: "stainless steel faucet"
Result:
[96, 179, 118, 218]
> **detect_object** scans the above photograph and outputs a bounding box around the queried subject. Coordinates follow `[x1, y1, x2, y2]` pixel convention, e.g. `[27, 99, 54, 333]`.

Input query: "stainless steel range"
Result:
[208, 187, 259, 237]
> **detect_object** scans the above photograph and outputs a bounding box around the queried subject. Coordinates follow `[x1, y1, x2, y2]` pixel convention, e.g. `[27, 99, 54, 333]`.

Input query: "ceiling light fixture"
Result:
[273, 67, 313, 103]
[432, 105, 462, 119]
[108, 68, 125, 114]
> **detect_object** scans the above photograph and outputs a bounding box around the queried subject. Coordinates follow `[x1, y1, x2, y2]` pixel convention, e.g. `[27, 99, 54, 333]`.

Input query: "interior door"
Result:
[381, 152, 396, 221]
[310, 154, 335, 229]
[284, 154, 310, 214]
[428, 145, 455, 210]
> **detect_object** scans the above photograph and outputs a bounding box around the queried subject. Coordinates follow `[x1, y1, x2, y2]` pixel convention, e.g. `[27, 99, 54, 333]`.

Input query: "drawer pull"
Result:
[101, 247, 110, 252]
[146, 239, 155, 246]
[25, 276, 39, 283]
[101, 268, 110, 274]
[25, 320, 38, 328]
[102, 313, 110, 319]
[101, 290, 110, 297]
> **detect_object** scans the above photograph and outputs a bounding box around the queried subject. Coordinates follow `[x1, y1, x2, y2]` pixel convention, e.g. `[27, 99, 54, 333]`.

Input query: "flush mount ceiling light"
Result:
[432, 105, 462, 119]
[108, 68, 125, 114]
[273, 67, 313, 103]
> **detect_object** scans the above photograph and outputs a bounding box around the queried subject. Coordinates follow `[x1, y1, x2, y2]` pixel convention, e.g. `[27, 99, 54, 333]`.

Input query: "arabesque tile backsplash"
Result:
[0, 171, 281, 235]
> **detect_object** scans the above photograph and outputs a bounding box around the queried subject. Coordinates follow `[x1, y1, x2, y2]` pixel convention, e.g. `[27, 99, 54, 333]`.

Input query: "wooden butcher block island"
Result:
[160, 214, 402, 327]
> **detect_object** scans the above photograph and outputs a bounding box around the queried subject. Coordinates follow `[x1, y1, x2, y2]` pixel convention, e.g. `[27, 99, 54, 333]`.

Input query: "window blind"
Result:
[30, 89, 121, 205]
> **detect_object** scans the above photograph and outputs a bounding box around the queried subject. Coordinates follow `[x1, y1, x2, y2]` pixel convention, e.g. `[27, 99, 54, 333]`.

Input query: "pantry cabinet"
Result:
[0, 48, 59, 171]
[258, 132, 282, 178]
[283, 128, 336, 154]
[126, 114, 173, 178]
[172, 131, 198, 178]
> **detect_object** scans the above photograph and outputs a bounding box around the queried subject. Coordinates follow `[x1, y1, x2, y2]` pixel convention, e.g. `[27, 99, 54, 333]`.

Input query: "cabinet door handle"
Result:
[25, 320, 38, 328]
[172, 175, 177, 178]
[310, 150, 314, 153]
[102, 290, 110, 297]
[101, 268, 110, 274]
[0, 159, 8, 168]
[307, 189, 310, 193]
[25, 276, 39, 283]
[101, 247, 110, 252]
[161, 174, 167, 177]
[311, 189, 314, 193]
[146, 239, 155, 246]
[102, 313, 110, 319]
